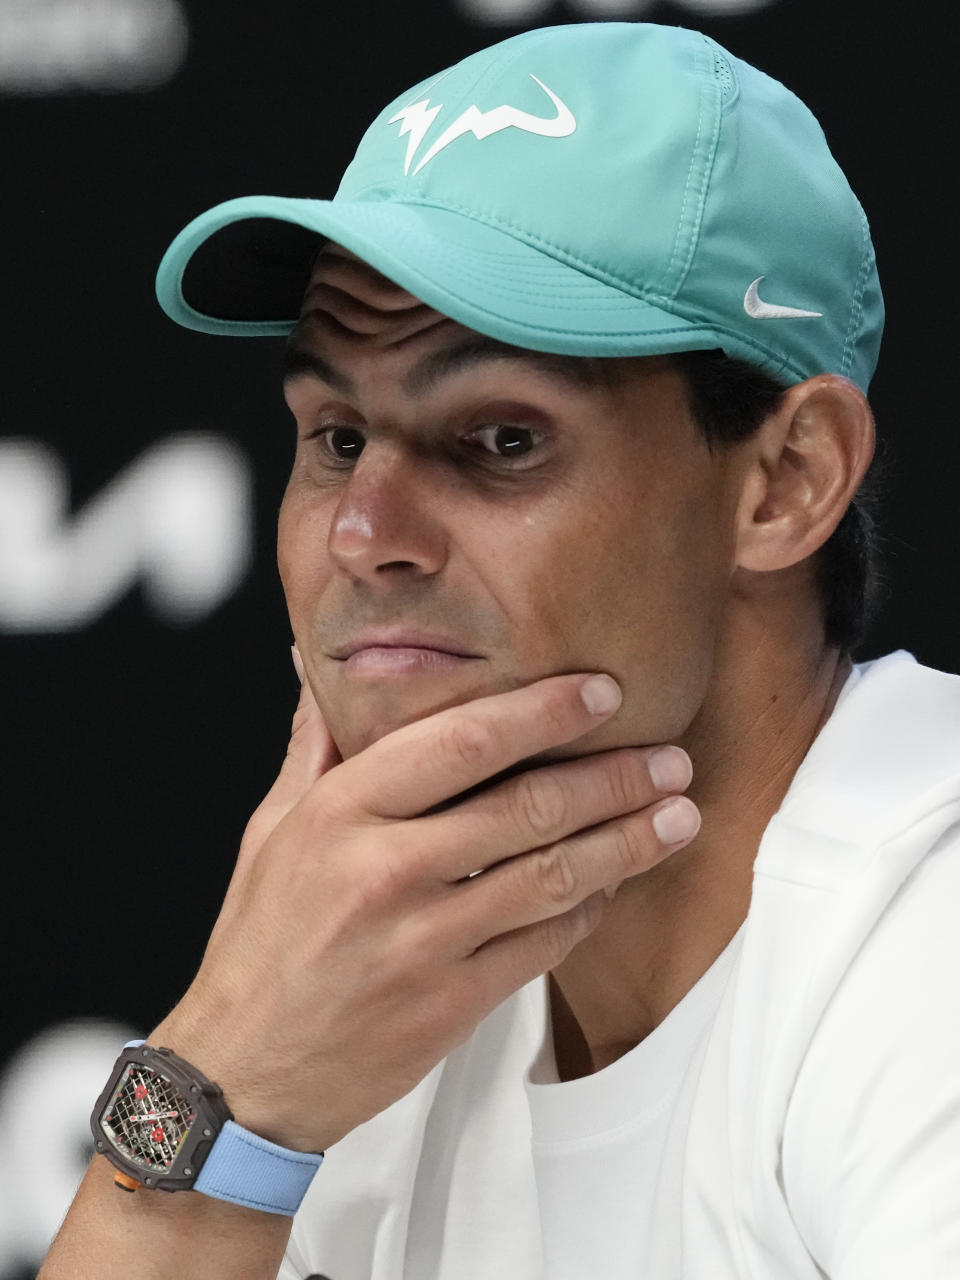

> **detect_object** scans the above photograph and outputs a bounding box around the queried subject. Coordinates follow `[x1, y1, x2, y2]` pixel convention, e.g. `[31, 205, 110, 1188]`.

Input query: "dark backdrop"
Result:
[2, 1, 958, 1273]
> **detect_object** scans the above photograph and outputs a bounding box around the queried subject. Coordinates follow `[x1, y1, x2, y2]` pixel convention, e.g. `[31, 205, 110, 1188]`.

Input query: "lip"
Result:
[342, 647, 480, 676]
[330, 631, 480, 660]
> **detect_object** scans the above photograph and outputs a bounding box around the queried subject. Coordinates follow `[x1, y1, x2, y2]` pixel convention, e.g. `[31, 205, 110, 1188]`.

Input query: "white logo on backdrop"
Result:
[459, 0, 779, 21]
[390, 74, 576, 175]
[0, 0, 187, 94]
[0, 1021, 137, 1274]
[0, 436, 252, 632]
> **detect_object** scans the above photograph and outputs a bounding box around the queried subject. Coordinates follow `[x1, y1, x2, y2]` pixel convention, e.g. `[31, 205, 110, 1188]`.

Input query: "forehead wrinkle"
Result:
[281, 326, 630, 403]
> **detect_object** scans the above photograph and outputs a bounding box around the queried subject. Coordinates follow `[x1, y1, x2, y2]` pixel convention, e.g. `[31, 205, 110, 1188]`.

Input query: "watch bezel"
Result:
[91, 1044, 233, 1192]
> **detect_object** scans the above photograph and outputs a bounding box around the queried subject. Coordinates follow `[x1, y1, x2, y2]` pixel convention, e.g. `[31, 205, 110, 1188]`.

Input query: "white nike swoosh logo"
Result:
[390, 75, 576, 177]
[743, 277, 822, 320]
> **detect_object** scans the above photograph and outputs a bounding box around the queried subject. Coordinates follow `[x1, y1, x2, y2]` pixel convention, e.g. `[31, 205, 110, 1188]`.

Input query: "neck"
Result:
[548, 617, 852, 1080]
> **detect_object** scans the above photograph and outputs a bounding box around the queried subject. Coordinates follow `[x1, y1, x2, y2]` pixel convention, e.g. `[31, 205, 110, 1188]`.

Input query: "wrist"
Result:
[147, 1013, 348, 1154]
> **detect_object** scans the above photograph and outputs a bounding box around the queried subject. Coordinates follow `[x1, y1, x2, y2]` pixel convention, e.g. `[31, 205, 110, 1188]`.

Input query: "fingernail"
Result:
[581, 675, 622, 715]
[291, 644, 305, 683]
[652, 797, 701, 844]
[648, 746, 693, 793]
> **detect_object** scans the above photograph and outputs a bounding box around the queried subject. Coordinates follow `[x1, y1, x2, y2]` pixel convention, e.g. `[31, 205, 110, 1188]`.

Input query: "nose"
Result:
[326, 451, 449, 581]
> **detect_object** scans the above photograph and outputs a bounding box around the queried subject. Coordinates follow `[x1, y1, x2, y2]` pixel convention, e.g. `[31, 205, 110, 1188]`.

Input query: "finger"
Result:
[448, 794, 701, 953]
[238, 650, 342, 861]
[409, 745, 692, 882]
[465, 890, 611, 1008]
[326, 672, 623, 821]
[275, 653, 343, 804]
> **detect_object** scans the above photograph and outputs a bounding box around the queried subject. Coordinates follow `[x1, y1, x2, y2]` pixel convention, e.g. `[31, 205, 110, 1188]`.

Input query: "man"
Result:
[41, 20, 960, 1280]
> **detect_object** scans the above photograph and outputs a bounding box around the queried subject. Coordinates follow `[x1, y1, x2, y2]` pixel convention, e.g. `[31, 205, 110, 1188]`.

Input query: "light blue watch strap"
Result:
[123, 1040, 323, 1216]
[193, 1119, 323, 1214]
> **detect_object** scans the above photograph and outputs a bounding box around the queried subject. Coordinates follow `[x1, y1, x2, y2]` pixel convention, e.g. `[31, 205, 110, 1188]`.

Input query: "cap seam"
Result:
[172, 294, 806, 380]
[340, 191, 685, 312]
[661, 34, 724, 300]
[360, 251, 809, 377]
[356, 193, 795, 344]
[840, 204, 871, 380]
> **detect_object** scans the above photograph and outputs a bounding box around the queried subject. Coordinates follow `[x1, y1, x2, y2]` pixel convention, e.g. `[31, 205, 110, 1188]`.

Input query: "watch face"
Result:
[100, 1063, 195, 1174]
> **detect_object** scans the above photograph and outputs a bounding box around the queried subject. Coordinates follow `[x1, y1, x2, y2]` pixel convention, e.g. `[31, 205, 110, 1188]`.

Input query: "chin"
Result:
[321, 671, 510, 760]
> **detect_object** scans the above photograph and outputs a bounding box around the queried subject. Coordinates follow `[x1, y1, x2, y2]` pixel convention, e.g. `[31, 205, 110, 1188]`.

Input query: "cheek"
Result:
[277, 483, 332, 622]
[486, 476, 733, 736]
[470, 498, 631, 669]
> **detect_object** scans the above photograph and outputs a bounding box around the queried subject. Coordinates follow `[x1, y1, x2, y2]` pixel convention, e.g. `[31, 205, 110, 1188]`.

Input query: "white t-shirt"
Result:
[280, 650, 960, 1279]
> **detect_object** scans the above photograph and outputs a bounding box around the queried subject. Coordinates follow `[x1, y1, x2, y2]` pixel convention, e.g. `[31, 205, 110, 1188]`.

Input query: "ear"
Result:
[734, 374, 875, 573]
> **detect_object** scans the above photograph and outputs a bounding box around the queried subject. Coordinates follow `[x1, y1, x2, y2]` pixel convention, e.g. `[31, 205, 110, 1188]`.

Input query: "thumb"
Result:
[238, 645, 343, 862]
[280, 644, 343, 798]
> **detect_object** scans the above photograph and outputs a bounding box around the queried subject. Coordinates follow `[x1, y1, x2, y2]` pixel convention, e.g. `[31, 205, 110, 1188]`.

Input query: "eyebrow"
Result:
[282, 345, 352, 393]
[281, 333, 621, 397]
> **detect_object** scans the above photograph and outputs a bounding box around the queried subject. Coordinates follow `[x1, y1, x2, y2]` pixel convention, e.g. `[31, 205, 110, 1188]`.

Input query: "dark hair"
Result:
[675, 349, 891, 657]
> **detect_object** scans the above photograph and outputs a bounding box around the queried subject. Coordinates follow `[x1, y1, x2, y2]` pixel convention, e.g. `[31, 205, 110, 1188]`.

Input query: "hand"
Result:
[151, 663, 699, 1153]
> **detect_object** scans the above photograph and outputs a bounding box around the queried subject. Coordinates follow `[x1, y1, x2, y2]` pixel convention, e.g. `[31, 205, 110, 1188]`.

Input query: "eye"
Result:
[305, 422, 545, 469]
[464, 424, 544, 464]
[309, 426, 365, 464]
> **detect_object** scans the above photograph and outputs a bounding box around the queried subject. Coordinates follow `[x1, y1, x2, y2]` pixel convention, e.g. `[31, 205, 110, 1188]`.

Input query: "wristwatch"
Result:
[91, 1043, 231, 1192]
[90, 1042, 324, 1215]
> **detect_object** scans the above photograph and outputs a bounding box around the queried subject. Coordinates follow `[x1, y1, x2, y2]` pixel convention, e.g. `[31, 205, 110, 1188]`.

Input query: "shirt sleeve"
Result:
[780, 819, 960, 1276]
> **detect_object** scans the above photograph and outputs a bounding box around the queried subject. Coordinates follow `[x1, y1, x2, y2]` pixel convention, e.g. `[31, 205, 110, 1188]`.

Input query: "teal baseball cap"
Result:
[156, 21, 883, 391]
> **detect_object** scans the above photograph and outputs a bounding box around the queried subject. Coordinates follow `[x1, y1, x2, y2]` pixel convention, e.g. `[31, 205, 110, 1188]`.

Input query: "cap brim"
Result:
[156, 194, 802, 377]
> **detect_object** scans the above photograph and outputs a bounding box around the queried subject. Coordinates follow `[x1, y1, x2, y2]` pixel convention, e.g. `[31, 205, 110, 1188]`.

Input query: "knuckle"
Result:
[541, 681, 584, 739]
[540, 911, 578, 964]
[444, 715, 498, 773]
[607, 751, 646, 812]
[306, 785, 352, 837]
[353, 845, 416, 909]
[514, 771, 570, 841]
[392, 910, 439, 969]
[540, 900, 597, 964]
[533, 843, 582, 905]
[611, 820, 647, 875]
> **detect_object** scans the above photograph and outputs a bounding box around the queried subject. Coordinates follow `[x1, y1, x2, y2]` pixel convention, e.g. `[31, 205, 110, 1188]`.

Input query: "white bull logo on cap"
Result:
[389, 74, 577, 177]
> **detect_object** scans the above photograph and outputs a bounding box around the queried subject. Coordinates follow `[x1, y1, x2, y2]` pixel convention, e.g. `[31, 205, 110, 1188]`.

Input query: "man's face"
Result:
[278, 253, 746, 764]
